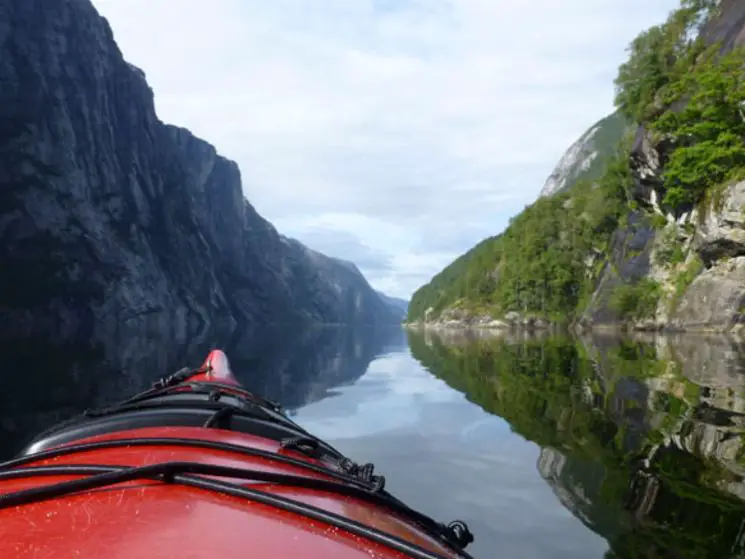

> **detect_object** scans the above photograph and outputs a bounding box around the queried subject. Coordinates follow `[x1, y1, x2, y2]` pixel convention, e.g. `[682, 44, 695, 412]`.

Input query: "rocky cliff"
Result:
[539, 112, 630, 198]
[408, 0, 745, 334]
[0, 0, 397, 349]
[581, 0, 745, 333]
[581, 179, 745, 332]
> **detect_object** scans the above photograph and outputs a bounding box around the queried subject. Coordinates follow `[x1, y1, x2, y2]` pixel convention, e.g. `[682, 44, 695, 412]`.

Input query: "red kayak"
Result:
[0, 350, 474, 559]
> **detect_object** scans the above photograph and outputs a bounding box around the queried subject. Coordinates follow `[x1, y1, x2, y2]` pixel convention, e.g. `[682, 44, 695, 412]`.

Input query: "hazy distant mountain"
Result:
[376, 291, 409, 319]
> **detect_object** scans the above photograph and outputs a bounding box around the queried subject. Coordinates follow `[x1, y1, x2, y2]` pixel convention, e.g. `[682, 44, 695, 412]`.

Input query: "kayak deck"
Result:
[0, 351, 474, 559]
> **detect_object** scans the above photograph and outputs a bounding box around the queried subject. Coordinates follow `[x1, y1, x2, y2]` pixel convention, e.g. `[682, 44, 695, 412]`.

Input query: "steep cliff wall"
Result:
[0, 0, 396, 348]
[581, 0, 745, 333]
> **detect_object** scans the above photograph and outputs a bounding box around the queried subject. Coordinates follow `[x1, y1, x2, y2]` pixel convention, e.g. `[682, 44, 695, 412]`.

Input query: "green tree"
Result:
[609, 278, 661, 320]
[614, 1, 716, 122]
[653, 47, 745, 209]
[614, 25, 671, 122]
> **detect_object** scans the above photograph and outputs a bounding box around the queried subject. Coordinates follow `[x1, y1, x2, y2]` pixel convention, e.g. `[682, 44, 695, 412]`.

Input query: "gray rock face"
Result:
[695, 181, 745, 266]
[584, 181, 745, 332]
[699, 0, 745, 51]
[629, 126, 665, 210]
[539, 112, 628, 198]
[0, 0, 396, 347]
[581, 212, 657, 326]
[540, 125, 601, 198]
[657, 181, 745, 332]
[672, 257, 745, 331]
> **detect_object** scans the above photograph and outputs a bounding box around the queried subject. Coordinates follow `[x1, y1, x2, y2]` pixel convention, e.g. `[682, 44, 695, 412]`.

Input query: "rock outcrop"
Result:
[405, 307, 556, 331]
[671, 256, 745, 331]
[539, 112, 629, 198]
[582, 178, 745, 333]
[660, 182, 745, 331]
[695, 181, 745, 265]
[580, 212, 657, 327]
[628, 126, 667, 210]
[0, 0, 397, 349]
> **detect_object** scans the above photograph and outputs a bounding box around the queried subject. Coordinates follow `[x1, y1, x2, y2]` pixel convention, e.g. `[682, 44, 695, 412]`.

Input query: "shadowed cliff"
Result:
[0, 0, 397, 352]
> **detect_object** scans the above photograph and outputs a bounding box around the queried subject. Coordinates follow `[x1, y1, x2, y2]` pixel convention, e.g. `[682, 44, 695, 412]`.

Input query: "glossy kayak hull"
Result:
[0, 350, 473, 559]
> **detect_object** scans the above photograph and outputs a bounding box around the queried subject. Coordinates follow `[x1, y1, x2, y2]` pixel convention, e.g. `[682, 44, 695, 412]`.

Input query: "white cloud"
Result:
[92, 0, 680, 298]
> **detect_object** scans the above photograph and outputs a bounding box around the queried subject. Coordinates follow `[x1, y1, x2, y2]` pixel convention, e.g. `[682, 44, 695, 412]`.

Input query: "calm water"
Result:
[3, 326, 745, 558]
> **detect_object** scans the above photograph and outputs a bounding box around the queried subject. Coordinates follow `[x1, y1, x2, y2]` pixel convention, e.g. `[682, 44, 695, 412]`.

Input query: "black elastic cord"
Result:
[1, 437, 372, 491]
[82, 399, 263, 421]
[0, 462, 473, 559]
[0, 462, 419, 518]
[203, 406, 237, 428]
[151, 366, 203, 390]
[193, 381, 284, 412]
[280, 437, 322, 459]
[131, 380, 283, 413]
[183, 472, 474, 559]
[29, 383, 295, 459]
[74, 398, 342, 460]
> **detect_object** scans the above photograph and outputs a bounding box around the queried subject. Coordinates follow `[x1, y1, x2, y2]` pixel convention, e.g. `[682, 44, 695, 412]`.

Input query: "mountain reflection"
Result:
[407, 329, 745, 559]
[0, 323, 404, 459]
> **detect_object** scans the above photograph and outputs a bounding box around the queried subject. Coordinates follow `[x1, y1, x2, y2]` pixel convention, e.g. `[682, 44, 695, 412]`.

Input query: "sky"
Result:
[91, 0, 680, 299]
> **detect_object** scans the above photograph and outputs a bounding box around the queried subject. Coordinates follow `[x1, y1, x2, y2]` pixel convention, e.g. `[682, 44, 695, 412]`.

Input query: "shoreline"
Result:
[403, 320, 745, 336]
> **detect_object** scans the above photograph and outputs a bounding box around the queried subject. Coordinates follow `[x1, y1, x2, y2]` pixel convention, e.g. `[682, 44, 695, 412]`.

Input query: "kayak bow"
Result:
[0, 350, 474, 559]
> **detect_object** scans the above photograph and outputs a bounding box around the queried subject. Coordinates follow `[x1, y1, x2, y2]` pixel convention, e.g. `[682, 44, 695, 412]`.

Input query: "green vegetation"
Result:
[609, 278, 661, 320]
[613, 0, 718, 122]
[654, 47, 745, 209]
[650, 214, 668, 230]
[655, 227, 687, 267]
[615, 0, 745, 211]
[408, 331, 745, 559]
[407, 143, 634, 322]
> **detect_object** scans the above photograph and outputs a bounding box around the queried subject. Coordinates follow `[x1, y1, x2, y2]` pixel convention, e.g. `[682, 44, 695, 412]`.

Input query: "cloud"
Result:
[92, 0, 680, 298]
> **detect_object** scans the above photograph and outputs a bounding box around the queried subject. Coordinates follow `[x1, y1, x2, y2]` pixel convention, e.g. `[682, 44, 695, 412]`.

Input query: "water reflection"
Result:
[408, 329, 745, 559]
[0, 323, 404, 458]
[6, 322, 745, 558]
